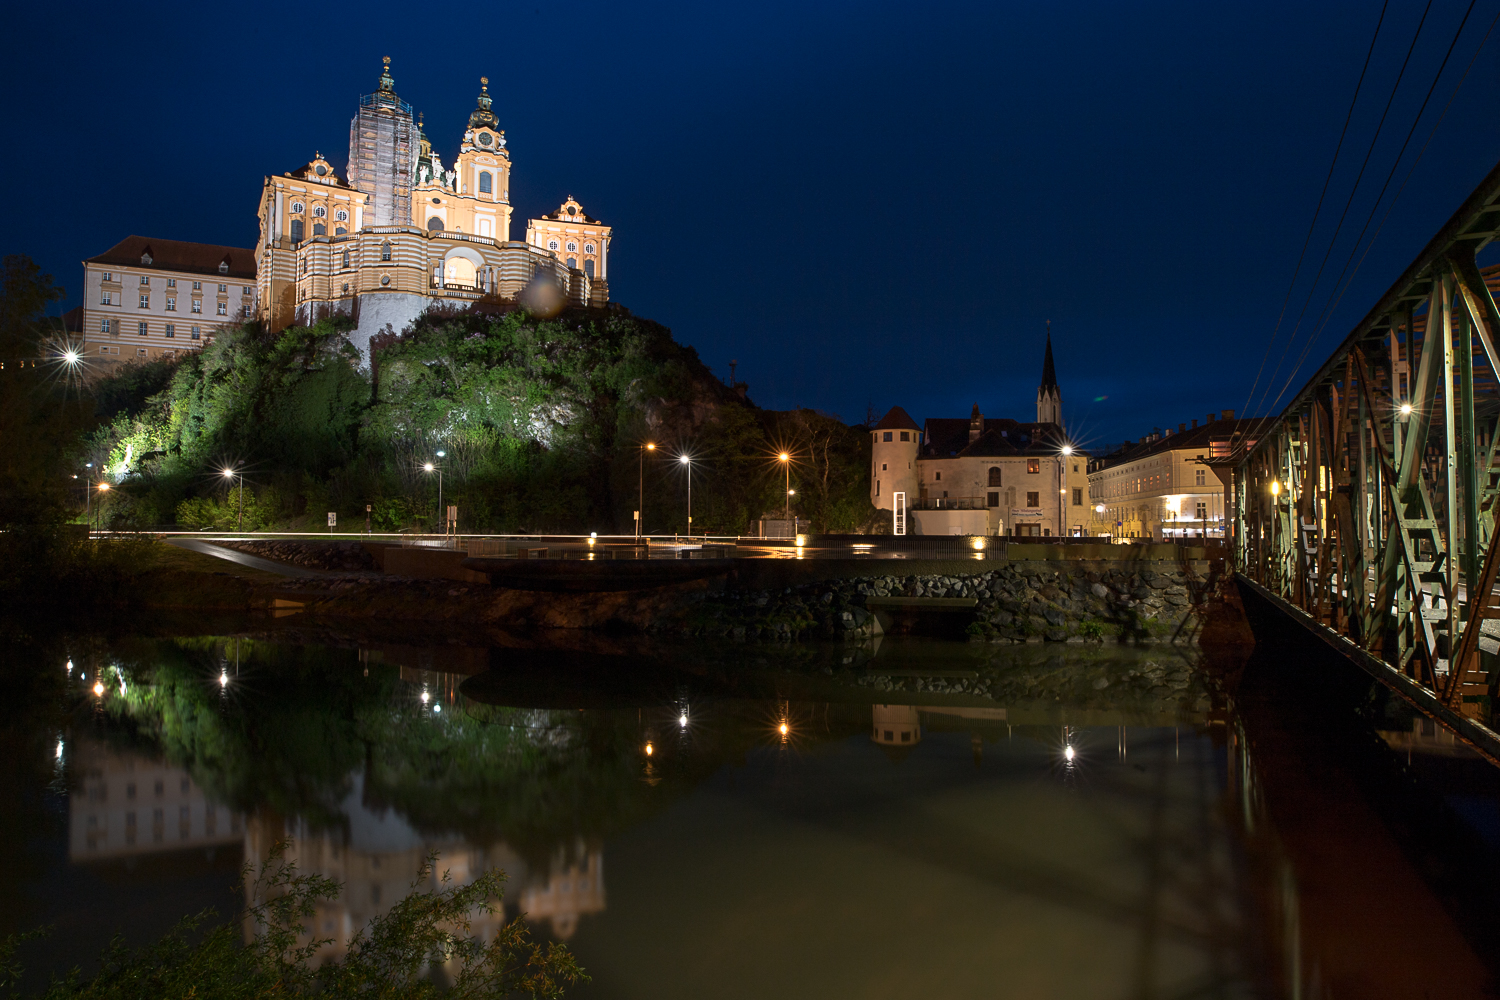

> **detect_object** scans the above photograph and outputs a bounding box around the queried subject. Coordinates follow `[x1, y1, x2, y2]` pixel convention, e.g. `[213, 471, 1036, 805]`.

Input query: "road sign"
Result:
[327, 512, 337, 527]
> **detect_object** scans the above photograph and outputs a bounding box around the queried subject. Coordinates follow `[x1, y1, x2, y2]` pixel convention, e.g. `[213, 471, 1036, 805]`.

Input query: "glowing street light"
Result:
[638, 442, 656, 539]
[1271, 480, 1281, 497]
[1061, 444, 1073, 456]
[778, 451, 793, 527]
[221, 467, 245, 530]
[422, 462, 443, 535]
[679, 453, 693, 537]
[1399, 402, 1413, 416]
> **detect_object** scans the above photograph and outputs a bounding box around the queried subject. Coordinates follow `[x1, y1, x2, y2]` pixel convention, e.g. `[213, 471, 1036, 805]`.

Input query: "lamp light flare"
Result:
[1064, 745, 1076, 761]
[644, 742, 654, 756]
[63, 350, 79, 365]
[56, 740, 64, 760]
[219, 671, 228, 688]
[646, 442, 656, 451]
[779, 722, 789, 736]
[66, 660, 73, 674]
[1061, 445, 1073, 456]
[420, 690, 430, 703]
[1399, 402, 1413, 416]
[222, 468, 235, 478]
[779, 453, 789, 462]
[423, 463, 435, 472]
[433, 704, 441, 714]
[679, 713, 688, 728]
[435, 450, 446, 458]
[92, 682, 104, 696]
[1271, 480, 1281, 496]
[679, 454, 690, 465]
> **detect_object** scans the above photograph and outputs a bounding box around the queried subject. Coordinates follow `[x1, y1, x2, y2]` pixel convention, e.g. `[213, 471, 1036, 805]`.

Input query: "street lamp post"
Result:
[679, 454, 692, 536]
[1059, 445, 1073, 538]
[95, 482, 110, 535]
[423, 462, 444, 535]
[639, 442, 656, 539]
[221, 468, 244, 531]
[778, 452, 791, 529]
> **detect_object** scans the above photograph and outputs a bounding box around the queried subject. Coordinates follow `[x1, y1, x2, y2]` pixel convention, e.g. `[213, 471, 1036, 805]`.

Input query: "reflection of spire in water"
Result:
[68, 738, 242, 861]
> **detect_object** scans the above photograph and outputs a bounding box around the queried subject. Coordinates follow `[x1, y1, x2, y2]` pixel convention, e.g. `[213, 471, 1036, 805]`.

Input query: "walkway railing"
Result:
[1235, 154, 1500, 724]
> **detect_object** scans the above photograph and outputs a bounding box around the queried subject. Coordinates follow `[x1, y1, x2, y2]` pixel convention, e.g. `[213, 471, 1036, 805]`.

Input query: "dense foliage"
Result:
[80, 304, 877, 534]
[0, 843, 585, 999]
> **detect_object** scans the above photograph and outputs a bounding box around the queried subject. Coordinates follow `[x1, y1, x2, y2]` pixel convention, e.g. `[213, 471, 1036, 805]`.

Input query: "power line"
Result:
[1264, 0, 1482, 417]
[1239, 0, 1391, 425]
[1251, 0, 1436, 420]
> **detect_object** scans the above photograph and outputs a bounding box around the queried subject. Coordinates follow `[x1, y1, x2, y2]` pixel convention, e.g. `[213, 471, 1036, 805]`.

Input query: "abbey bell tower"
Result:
[1036, 324, 1062, 426]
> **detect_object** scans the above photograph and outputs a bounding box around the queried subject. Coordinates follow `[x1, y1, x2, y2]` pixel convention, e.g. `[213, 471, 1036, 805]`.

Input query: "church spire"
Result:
[377, 55, 396, 95]
[1036, 321, 1063, 426]
[1040, 320, 1058, 390]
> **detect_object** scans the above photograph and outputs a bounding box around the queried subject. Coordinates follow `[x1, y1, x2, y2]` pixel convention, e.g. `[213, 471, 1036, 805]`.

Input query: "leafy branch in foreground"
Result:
[0, 841, 586, 999]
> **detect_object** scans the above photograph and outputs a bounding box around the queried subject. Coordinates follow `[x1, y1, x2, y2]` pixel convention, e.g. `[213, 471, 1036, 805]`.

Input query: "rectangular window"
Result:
[102, 271, 112, 281]
[882, 431, 892, 442]
[243, 286, 252, 295]
[165, 297, 175, 311]
[934, 471, 942, 481]
[1196, 501, 1207, 519]
[164, 324, 174, 338]
[899, 431, 910, 441]
[138, 322, 148, 336]
[1195, 468, 1206, 486]
[216, 302, 227, 316]
[191, 326, 200, 340]
[139, 276, 149, 286]
[138, 293, 149, 308]
[987, 491, 999, 507]
[166, 278, 176, 288]
[1072, 487, 1083, 506]
[99, 318, 110, 333]
[218, 284, 226, 293]
[1026, 491, 1040, 507]
[101, 292, 113, 305]
[137, 348, 146, 357]
[1027, 459, 1040, 474]
[192, 281, 201, 290]
[192, 300, 202, 313]
[881, 463, 888, 471]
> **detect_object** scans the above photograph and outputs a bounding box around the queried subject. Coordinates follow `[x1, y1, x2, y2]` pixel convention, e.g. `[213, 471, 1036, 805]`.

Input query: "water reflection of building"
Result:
[69, 740, 242, 861]
[870, 704, 1010, 750]
[246, 772, 604, 961]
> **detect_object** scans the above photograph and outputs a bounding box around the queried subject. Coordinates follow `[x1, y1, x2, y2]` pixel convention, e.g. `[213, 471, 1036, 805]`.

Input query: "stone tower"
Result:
[1036, 324, 1062, 426]
[347, 57, 417, 228]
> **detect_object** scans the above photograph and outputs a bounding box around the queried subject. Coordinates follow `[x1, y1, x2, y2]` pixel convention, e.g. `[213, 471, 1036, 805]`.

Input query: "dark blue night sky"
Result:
[6, 0, 1499, 450]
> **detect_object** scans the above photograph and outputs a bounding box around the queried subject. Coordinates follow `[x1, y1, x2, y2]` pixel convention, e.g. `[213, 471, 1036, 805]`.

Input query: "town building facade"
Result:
[79, 237, 258, 363]
[870, 332, 1091, 536]
[1086, 412, 1258, 539]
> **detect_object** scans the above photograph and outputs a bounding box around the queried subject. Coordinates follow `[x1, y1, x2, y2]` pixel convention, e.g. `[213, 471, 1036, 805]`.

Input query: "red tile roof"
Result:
[84, 236, 256, 281]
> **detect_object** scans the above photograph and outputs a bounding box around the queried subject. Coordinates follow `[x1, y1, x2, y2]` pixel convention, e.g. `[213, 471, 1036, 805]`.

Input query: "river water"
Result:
[4, 625, 1500, 998]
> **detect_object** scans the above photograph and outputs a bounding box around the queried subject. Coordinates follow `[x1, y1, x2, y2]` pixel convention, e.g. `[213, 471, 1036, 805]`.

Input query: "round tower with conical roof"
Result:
[870, 406, 922, 512]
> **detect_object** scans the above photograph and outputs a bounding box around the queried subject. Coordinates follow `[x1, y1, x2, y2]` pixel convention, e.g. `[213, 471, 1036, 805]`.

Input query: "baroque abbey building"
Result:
[257, 58, 612, 360]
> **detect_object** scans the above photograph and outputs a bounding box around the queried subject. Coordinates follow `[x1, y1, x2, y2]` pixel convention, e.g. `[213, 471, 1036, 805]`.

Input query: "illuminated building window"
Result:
[988, 467, 1002, 487]
[1072, 488, 1083, 506]
[479, 171, 492, 193]
[1027, 459, 1040, 474]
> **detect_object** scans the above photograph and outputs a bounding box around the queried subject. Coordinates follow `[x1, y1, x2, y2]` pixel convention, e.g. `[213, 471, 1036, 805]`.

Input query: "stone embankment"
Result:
[668, 560, 1203, 644]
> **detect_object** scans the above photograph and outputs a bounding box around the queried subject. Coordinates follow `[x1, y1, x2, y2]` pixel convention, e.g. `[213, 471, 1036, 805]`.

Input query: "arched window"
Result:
[584, 259, 594, 278]
[988, 467, 1002, 487]
[312, 205, 326, 218]
[335, 226, 346, 235]
[427, 217, 444, 232]
[290, 219, 304, 242]
[313, 222, 326, 236]
[341, 250, 350, 268]
[478, 171, 492, 194]
[567, 257, 577, 269]
[380, 241, 392, 261]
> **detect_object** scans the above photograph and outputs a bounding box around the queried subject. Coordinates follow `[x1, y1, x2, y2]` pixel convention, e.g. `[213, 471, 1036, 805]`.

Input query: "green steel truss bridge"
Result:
[1235, 158, 1500, 759]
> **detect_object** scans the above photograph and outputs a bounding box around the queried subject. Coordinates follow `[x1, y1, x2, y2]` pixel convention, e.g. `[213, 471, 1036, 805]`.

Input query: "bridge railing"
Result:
[1234, 156, 1500, 720]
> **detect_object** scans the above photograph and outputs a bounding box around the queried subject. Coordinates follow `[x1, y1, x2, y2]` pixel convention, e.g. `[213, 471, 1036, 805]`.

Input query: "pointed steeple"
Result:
[1037, 321, 1062, 426]
[1040, 320, 1058, 390]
